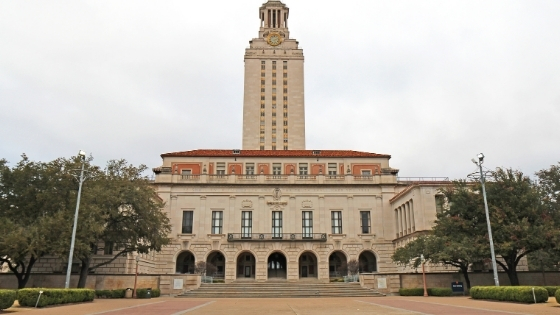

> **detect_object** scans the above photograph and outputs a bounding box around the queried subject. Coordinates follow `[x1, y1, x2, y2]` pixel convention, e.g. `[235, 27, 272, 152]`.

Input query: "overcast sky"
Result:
[1, 0, 559, 179]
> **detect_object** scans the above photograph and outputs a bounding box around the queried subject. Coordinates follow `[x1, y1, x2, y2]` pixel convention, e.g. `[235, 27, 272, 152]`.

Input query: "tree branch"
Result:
[88, 249, 130, 271]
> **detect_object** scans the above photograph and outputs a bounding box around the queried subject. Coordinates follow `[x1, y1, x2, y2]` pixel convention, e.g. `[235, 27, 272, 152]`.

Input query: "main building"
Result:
[150, 0, 446, 282]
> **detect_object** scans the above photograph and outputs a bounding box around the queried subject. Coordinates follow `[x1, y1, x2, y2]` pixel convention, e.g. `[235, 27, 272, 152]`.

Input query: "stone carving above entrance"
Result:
[267, 188, 287, 210]
[241, 200, 253, 208]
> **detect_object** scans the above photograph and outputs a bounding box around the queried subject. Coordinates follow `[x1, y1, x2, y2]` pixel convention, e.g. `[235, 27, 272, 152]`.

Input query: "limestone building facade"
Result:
[20, 0, 450, 283]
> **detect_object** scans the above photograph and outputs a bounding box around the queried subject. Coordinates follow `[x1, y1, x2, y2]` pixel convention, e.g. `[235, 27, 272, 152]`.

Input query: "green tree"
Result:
[484, 168, 557, 285]
[0, 155, 79, 288]
[73, 160, 171, 288]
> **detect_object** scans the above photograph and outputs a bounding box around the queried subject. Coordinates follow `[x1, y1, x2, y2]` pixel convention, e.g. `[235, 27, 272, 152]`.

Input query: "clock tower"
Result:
[242, 0, 305, 150]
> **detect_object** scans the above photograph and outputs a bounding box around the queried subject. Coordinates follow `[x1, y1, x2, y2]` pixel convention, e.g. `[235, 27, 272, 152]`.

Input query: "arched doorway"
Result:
[176, 251, 195, 274]
[207, 251, 225, 278]
[267, 252, 287, 279]
[298, 252, 317, 278]
[359, 251, 377, 273]
[236, 252, 256, 279]
[328, 251, 347, 278]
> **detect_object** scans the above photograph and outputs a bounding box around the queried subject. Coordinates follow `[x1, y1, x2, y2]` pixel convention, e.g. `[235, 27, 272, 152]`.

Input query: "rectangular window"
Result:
[283, 61, 287, 69]
[272, 211, 282, 238]
[261, 80, 265, 85]
[283, 73, 287, 78]
[299, 163, 308, 175]
[273, 163, 281, 175]
[283, 145, 288, 150]
[328, 163, 337, 175]
[302, 211, 313, 238]
[181, 169, 192, 175]
[261, 65, 265, 70]
[361, 170, 371, 176]
[261, 60, 266, 64]
[246, 163, 255, 175]
[182, 211, 194, 234]
[435, 195, 445, 214]
[360, 211, 371, 234]
[260, 145, 264, 150]
[212, 211, 223, 234]
[104, 242, 113, 255]
[261, 72, 265, 77]
[216, 162, 225, 175]
[331, 211, 342, 234]
[241, 211, 252, 238]
[272, 72, 276, 77]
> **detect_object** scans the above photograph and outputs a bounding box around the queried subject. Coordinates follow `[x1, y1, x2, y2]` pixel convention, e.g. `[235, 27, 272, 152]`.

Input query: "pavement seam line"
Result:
[355, 299, 433, 315]
[170, 300, 216, 315]
[286, 303, 299, 315]
[87, 300, 167, 315]
[401, 299, 532, 315]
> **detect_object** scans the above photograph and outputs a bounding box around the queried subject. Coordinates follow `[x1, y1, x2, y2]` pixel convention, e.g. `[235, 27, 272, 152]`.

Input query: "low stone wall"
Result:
[0, 273, 201, 296]
[360, 271, 560, 295]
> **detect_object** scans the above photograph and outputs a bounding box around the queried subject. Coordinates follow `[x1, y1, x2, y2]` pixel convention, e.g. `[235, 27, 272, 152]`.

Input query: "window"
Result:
[283, 80, 287, 85]
[272, 128, 276, 134]
[246, 163, 255, 175]
[104, 241, 113, 255]
[181, 169, 192, 175]
[182, 211, 193, 234]
[361, 170, 371, 176]
[283, 112, 288, 117]
[284, 145, 288, 150]
[261, 95, 265, 100]
[283, 61, 287, 69]
[260, 137, 264, 143]
[272, 72, 276, 77]
[261, 60, 265, 64]
[360, 211, 371, 234]
[212, 211, 223, 234]
[261, 72, 265, 77]
[283, 88, 288, 93]
[241, 211, 252, 238]
[261, 80, 265, 85]
[328, 163, 337, 175]
[299, 163, 308, 175]
[283, 96, 288, 101]
[302, 211, 313, 238]
[272, 80, 276, 85]
[261, 88, 265, 92]
[261, 104, 265, 109]
[272, 211, 282, 238]
[216, 162, 225, 175]
[273, 163, 281, 175]
[283, 73, 287, 78]
[272, 61, 276, 65]
[272, 145, 276, 150]
[283, 121, 288, 126]
[260, 145, 264, 150]
[331, 211, 342, 234]
[261, 65, 265, 70]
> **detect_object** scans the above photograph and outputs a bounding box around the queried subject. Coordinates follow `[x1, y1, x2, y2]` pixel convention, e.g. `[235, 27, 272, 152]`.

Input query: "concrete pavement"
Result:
[2, 296, 559, 315]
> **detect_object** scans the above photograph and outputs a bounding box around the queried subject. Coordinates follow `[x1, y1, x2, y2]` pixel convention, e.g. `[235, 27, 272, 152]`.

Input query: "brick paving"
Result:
[3, 296, 559, 315]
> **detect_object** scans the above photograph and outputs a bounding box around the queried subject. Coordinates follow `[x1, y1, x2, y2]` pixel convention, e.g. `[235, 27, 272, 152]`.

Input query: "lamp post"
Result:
[421, 254, 428, 297]
[472, 153, 499, 287]
[133, 255, 140, 298]
[65, 150, 87, 289]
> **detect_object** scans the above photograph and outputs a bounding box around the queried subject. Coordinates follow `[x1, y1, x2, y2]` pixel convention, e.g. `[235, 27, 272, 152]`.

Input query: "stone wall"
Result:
[360, 271, 560, 295]
[0, 273, 201, 296]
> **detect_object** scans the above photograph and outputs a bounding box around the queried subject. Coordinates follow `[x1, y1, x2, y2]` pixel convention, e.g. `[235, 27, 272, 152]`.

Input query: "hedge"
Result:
[555, 289, 560, 304]
[470, 286, 548, 303]
[95, 289, 127, 299]
[0, 290, 17, 310]
[543, 286, 560, 297]
[18, 288, 95, 308]
[136, 288, 161, 298]
[399, 288, 452, 296]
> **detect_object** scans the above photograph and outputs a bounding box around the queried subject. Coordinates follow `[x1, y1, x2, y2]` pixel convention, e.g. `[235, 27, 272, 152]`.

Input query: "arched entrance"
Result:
[267, 252, 287, 279]
[359, 251, 377, 273]
[298, 252, 317, 278]
[207, 251, 225, 278]
[328, 251, 347, 278]
[236, 252, 256, 279]
[176, 251, 195, 274]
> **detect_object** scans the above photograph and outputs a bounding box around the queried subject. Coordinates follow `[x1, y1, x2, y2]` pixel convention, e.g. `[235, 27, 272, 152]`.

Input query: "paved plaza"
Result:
[3, 297, 559, 315]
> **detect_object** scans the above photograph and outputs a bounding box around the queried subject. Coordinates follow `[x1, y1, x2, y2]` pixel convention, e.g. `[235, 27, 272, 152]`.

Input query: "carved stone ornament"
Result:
[272, 188, 282, 200]
[241, 200, 253, 208]
[301, 200, 313, 209]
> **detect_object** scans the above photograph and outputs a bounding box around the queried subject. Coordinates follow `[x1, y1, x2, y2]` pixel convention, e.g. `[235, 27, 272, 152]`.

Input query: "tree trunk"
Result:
[8, 256, 37, 289]
[460, 265, 471, 290]
[77, 256, 91, 288]
[506, 264, 520, 286]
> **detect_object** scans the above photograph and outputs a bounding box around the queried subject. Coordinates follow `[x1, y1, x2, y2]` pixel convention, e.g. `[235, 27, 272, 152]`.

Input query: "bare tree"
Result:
[347, 259, 359, 275]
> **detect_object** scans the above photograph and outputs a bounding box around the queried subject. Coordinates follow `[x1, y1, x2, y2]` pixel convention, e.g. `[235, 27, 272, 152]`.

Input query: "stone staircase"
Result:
[176, 281, 384, 298]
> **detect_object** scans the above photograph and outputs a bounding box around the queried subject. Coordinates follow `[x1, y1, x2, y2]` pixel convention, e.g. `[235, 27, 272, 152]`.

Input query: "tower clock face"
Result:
[267, 33, 282, 46]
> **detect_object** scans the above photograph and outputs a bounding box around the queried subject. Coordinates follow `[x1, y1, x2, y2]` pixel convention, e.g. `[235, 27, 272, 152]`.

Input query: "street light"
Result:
[133, 256, 140, 298]
[472, 153, 500, 287]
[421, 254, 428, 297]
[64, 150, 87, 289]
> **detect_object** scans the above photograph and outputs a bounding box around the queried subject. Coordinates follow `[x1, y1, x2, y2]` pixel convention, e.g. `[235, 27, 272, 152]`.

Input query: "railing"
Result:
[325, 175, 345, 180]
[397, 177, 450, 184]
[297, 175, 316, 180]
[180, 175, 200, 180]
[227, 233, 327, 242]
[354, 175, 374, 181]
[209, 175, 228, 180]
[266, 175, 288, 180]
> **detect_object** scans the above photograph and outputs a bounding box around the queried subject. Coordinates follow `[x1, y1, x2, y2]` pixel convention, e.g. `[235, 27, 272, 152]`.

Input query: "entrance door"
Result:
[244, 266, 251, 277]
[301, 266, 308, 277]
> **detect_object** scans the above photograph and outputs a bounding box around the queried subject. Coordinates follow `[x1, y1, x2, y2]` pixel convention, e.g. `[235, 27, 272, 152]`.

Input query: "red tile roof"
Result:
[161, 149, 391, 158]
